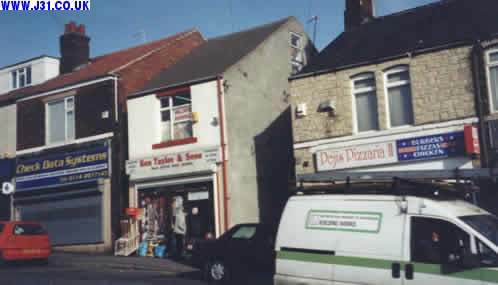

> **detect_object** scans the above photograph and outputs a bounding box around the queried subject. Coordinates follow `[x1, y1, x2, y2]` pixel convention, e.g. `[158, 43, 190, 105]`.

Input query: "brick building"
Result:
[290, 0, 498, 208]
[0, 22, 203, 252]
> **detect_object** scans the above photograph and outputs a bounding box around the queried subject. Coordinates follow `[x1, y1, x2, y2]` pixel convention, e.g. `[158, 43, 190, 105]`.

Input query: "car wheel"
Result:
[204, 260, 230, 283]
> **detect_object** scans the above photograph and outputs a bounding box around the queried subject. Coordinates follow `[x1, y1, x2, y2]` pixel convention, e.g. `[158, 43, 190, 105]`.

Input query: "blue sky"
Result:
[0, 0, 437, 67]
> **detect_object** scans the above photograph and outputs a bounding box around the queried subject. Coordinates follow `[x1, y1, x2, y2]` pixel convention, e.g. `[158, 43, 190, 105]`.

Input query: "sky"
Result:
[0, 0, 438, 67]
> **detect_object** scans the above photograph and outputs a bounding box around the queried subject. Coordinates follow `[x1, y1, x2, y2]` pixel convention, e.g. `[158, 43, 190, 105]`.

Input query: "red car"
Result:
[0, 222, 51, 263]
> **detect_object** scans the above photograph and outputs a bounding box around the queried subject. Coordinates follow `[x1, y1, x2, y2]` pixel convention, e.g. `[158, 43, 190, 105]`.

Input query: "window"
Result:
[159, 90, 193, 142]
[460, 215, 498, 247]
[352, 73, 379, 132]
[411, 217, 470, 265]
[11, 66, 32, 90]
[231, 226, 257, 240]
[13, 224, 46, 236]
[290, 32, 304, 74]
[486, 50, 498, 112]
[47, 97, 75, 144]
[476, 239, 498, 267]
[385, 66, 414, 127]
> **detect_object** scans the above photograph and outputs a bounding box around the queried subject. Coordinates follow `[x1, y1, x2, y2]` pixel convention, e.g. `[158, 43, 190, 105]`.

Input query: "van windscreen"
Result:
[460, 215, 498, 247]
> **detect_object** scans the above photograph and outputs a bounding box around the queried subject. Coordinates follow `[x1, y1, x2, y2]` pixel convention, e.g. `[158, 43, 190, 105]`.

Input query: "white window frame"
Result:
[485, 48, 498, 113]
[290, 32, 304, 74]
[159, 93, 193, 142]
[351, 72, 379, 134]
[45, 96, 75, 145]
[11, 66, 32, 90]
[383, 65, 414, 129]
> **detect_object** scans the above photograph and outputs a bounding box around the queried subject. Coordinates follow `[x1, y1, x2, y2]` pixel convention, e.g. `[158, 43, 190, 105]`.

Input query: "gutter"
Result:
[216, 75, 230, 232]
[128, 75, 218, 99]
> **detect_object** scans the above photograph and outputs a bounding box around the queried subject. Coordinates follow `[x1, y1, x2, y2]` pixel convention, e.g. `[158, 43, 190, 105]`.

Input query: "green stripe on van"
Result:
[277, 250, 498, 283]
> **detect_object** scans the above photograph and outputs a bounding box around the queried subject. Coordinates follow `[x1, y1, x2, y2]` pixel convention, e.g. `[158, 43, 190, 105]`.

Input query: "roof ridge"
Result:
[92, 28, 195, 62]
[109, 29, 199, 74]
[206, 16, 292, 42]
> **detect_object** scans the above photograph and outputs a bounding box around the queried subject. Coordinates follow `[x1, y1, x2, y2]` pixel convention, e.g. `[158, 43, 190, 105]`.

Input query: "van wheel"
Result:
[204, 260, 230, 283]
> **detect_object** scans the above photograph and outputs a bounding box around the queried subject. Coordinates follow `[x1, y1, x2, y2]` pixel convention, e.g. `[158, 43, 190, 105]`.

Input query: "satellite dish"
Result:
[2, 182, 15, 195]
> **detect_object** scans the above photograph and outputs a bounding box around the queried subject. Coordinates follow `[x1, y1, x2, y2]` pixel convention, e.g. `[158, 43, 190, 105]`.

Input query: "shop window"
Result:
[290, 32, 305, 75]
[486, 49, 498, 113]
[46, 97, 75, 144]
[352, 72, 379, 133]
[11, 66, 32, 90]
[384, 65, 414, 128]
[410, 217, 470, 265]
[159, 90, 193, 142]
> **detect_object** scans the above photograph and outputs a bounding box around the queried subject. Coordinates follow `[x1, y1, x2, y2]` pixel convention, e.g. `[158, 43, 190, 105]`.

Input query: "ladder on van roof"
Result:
[292, 168, 496, 201]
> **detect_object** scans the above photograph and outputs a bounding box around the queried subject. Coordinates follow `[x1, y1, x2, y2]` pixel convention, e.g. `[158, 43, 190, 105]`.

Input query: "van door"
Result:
[403, 216, 482, 285]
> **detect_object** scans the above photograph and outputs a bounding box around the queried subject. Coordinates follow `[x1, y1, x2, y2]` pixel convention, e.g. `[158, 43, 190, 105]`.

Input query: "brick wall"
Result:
[291, 46, 477, 175]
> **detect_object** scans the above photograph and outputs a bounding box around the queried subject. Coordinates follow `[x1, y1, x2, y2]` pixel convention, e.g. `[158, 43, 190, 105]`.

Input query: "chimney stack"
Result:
[345, 0, 374, 32]
[60, 21, 90, 74]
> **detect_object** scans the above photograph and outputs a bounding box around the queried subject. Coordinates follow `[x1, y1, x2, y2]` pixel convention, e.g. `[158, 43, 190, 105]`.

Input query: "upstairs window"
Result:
[290, 32, 304, 74]
[486, 50, 498, 112]
[385, 66, 414, 128]
[352, 73, 379, 133]
[46, 97, 75, 144]
[11, 66, 32, 90]
[160, 90, 193, 142]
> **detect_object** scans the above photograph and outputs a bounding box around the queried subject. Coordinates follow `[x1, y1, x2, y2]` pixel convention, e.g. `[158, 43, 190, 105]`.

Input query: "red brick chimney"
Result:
[345, 0, 374, 32]
[60, 21, 90, 74]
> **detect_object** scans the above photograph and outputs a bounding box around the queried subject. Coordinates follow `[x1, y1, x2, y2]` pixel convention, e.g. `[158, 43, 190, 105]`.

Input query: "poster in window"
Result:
[174, 106, 192, 121]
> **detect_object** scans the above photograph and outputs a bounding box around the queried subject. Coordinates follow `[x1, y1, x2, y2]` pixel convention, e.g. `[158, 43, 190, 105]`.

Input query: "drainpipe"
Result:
[216, 76, 230, 232]
[471, 41, 491, 171]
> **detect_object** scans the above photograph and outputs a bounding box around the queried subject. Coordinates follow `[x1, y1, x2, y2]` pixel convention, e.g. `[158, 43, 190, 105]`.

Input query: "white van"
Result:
[275, 194, 498, 284]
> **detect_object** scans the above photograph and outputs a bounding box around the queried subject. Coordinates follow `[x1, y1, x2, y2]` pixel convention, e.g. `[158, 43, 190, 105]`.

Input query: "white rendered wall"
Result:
[128, 80, 221, 160]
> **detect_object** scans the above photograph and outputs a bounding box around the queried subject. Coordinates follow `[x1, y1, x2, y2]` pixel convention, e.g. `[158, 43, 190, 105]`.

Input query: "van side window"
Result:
[411, 217, 470, 264]
[477, 240, 498, 267]
[13, 224, 46, 236]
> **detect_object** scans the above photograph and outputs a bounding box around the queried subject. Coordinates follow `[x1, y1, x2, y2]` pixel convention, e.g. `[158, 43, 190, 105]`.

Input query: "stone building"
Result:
[290, 0, 498, 198]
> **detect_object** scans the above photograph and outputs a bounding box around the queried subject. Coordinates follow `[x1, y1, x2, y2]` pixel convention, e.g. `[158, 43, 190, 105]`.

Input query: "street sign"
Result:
[2, 182, 15, 195]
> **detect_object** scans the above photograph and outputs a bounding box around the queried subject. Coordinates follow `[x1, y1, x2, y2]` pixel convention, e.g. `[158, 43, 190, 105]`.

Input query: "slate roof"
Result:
[295, 0, 498, 79]
[0, 29, 203, 103]
[134, 17, 292, 96]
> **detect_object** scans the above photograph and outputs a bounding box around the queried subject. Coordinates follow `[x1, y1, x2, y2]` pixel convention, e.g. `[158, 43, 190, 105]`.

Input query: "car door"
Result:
[225, 225, 259, 271]
[476, 240, 498, 285]
[403, 216, 482, 285]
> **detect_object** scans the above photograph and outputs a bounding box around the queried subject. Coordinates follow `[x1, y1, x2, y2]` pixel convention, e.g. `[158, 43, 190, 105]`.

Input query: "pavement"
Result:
[0, 252, 273, 285]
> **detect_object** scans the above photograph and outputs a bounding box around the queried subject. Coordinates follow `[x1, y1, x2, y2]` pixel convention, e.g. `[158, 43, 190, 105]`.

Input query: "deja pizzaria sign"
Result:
[16, 145, 109, 191]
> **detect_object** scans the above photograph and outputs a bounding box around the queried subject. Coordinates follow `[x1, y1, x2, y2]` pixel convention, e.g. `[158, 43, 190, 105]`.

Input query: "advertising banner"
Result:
[306, 211, 382, 233]
[397, 132, 465, 162]
[16, 145, 109, 191]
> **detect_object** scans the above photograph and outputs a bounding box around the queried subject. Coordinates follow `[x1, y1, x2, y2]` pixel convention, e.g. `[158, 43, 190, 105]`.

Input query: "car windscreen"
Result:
[13, 224, 47, 236]
[460, 215, 498, 247]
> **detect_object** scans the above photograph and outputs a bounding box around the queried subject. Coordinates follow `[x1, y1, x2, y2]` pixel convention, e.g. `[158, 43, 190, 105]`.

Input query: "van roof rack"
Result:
[293, 174, 481, 201]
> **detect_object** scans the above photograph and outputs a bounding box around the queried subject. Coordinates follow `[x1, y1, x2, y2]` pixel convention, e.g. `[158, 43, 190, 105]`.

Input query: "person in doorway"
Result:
[172, 196, 187, 259]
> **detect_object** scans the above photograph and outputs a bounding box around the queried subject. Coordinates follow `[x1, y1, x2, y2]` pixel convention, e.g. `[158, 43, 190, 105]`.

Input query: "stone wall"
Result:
[291, 46, 476, 144]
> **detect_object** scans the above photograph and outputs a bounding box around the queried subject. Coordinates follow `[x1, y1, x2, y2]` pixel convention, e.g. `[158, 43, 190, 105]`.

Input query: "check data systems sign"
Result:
[16, 145, 109, 191]
[316, 131, 466, 172]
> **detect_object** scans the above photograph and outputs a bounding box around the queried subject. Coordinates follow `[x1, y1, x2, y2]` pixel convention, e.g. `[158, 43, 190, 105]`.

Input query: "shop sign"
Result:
[126, 148, 220, 180]
[0, 158, 14, 182]
[464, 125, 480, 155]
[306, 211, 382, 233]
[16, 145, 109, 191]
[397, 132, 465, 162]
[316, 142, 397, 171]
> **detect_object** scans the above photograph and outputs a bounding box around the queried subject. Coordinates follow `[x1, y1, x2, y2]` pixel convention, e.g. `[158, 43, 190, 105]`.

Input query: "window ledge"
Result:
[152, 137, 198, 149]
